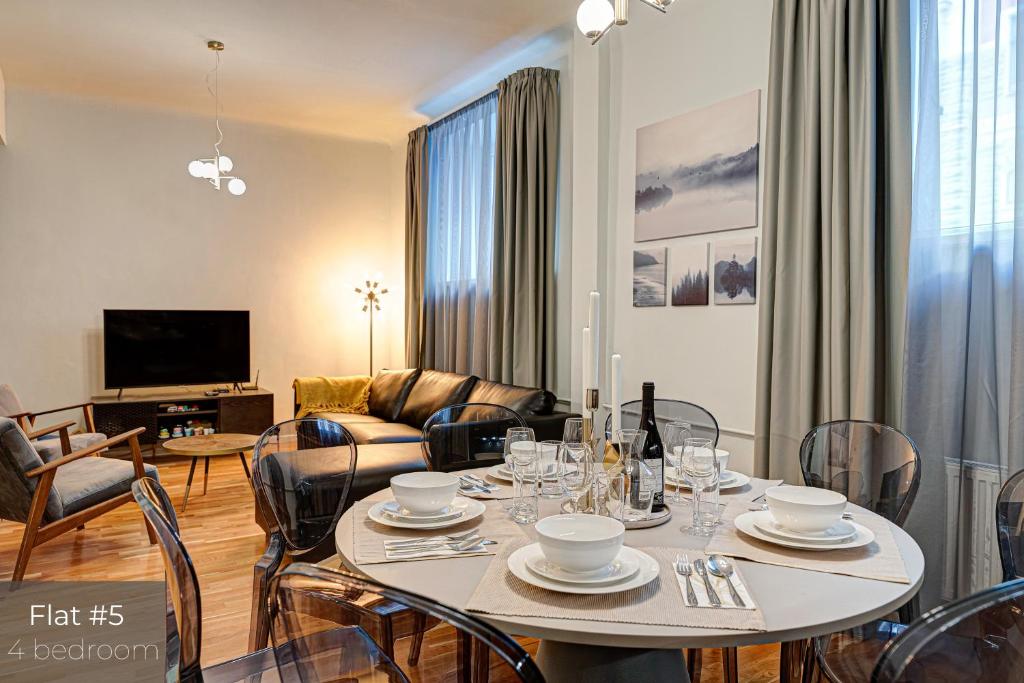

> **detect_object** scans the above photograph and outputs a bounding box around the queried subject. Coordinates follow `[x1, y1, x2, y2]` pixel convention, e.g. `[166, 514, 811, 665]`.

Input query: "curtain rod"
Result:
[427, 89, 498, 130]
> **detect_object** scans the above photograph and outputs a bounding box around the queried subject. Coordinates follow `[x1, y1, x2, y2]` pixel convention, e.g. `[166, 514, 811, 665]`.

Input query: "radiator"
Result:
[942, 459, 1005, 600]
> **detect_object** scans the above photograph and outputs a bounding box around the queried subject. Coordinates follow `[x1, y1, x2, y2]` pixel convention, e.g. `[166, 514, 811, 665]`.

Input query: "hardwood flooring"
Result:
[0, 456, 784, 679]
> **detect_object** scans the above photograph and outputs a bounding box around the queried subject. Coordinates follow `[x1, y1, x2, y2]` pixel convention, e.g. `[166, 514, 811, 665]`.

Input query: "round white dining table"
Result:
[335, 470, 924, 682]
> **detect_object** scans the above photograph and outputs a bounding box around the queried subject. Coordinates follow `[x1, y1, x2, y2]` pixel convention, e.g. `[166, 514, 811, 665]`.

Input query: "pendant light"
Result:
[187, 41, 247, 196]
[577, 0, 675, 45]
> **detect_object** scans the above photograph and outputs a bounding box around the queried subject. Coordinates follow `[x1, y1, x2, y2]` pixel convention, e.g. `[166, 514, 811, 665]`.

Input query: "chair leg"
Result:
[780, 640, 809, 683]
[248, 532, 286, 653]
[203, 457, 210, 495]
[722, 646, 738, 683]
[239, 452, 252, 479]
[77, 524, 85, 530]
[407, 612, 426, 665]
[181, 457, 198, 513]
[897, 593, 920, 624]
[801, 638, 819, 683]
[13, 470, 55, 582]
[685, 647, 702, 683]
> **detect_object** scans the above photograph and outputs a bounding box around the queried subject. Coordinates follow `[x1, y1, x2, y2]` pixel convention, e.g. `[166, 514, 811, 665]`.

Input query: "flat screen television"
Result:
[103, 309, 250, 389]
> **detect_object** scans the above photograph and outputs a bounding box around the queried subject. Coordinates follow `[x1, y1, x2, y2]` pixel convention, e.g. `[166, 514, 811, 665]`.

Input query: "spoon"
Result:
[707, 555, 745, 607]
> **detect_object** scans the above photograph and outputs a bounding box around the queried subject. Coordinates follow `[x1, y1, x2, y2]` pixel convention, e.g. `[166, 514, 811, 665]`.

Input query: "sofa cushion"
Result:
[349, 443, 427, 503]
[33, 432, 107, 463]
[312, 412, 386, 427]
[465, 380, 556, 416]
[54, 457, 160, 519]
[397, 370, 476, 428]
[345, 422, 423, 445]
[368, 369, 422, 422]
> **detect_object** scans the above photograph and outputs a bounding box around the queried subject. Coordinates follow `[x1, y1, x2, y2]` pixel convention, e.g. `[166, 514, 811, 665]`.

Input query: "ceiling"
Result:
[0, 0, 576, 143]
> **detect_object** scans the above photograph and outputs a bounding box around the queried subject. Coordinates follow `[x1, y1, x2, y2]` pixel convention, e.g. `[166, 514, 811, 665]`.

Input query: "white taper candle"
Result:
[588, 291, 600, 389]
[582, 327, 594, 405]
[611, 353, 623, 434]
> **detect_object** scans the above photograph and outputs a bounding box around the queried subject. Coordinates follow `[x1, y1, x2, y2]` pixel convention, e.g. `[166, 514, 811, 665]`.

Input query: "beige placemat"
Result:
[352, 499, 527, 565]
[465, 541, 766, 631]
[705, 499, 910, 584]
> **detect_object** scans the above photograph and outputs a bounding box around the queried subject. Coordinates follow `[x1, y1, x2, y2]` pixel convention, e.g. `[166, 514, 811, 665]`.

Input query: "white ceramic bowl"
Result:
[534, 514, 625, 573]
[390, 472, 459, 514]
[765, 486, 847, 533]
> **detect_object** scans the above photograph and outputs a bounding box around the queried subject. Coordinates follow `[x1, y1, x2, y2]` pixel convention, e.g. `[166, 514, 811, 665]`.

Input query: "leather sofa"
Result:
[295, 368, 577, 505]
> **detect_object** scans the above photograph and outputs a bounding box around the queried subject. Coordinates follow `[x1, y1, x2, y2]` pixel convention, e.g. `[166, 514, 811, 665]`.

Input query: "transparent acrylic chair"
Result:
[801, 420, 922, 683]
[421, 402, 527, 472]
[132, 477, 284, 682]
[270, 562, 546, 682]
[604, 398, 719, 447]
[872, 578, 1024, 682]
[997, 468, 1024, 581]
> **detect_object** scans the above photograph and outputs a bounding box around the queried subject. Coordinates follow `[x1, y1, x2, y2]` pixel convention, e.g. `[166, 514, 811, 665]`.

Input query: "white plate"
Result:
[508, 544, 659, 594]
[487, 464, 557, 483]
[368, 498, 485, 530]
[752, 514, 857, 544]
[666, 467, 750, 491]
[524, 547, 642, 586]
[734, 511, 876, 551]
[380, 501, 457, 521]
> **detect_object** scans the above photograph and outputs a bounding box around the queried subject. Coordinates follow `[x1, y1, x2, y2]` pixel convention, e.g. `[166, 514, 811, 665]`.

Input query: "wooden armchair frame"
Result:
[25, 401, 97, 433]
[13, 423, 155, 581]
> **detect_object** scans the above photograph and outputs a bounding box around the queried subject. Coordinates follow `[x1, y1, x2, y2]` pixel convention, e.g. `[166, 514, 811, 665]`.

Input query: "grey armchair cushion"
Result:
[33, 432, 107, 463]
[0, 417, 60, 522]
[54, 458, 159, 518]
[0, 384, 25, 417]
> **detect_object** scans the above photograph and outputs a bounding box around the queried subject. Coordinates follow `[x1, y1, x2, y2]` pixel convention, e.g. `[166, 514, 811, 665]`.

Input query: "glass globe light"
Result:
[187, 160, 204, 177]
[576, 0, 614, 38]
[227, 178, 247, 196]
[217, 155, 234, 173]
[201, 162, 218, 179]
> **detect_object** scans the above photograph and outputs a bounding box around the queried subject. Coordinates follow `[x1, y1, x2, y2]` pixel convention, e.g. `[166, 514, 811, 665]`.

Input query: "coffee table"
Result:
[162, 433, 259, 512]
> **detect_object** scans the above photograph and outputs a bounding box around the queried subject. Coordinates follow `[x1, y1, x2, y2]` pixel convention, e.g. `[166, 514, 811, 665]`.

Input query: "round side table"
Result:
[162, 433, 259, 512]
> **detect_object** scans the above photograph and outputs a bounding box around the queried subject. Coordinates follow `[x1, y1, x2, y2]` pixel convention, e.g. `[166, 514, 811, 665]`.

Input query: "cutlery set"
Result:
[674, 553, 747, 608]
[384, 532, 494, 557]
[459, 474, 500, 494]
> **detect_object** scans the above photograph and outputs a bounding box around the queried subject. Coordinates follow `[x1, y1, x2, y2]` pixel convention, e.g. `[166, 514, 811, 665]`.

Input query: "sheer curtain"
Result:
[422, 93, 498, 376]
[905, 0, 1024, 607]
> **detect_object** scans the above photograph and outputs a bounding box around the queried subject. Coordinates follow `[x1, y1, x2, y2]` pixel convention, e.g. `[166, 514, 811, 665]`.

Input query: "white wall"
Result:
[0, 66, 6, 145]
[0, 88, 404, 422]
[571, 1, 772, 473]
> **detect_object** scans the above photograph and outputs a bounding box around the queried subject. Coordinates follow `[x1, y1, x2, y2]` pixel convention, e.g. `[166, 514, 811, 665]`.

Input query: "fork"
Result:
[675, 554, 699, 607]
[386, 537, 491, 556]
[384, 530, 480, 547]
[462, 474, 498, 490]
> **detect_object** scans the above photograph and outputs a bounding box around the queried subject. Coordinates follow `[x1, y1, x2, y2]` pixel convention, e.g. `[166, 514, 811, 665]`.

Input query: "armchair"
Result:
[0, 416, 159, 581]
[0, 384, 107, 463]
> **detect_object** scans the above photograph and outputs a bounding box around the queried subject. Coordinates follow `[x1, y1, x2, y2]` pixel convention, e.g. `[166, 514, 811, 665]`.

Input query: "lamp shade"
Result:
[227, 178, 247, 195]
[577, 0, 614, 38]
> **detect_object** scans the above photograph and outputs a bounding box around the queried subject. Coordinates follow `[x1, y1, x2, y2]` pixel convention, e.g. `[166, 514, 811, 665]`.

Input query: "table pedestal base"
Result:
[536, 641, 687, 682]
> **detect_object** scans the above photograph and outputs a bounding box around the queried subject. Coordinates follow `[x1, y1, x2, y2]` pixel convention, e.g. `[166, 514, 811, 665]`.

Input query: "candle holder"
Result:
[567, 388, 603, 514]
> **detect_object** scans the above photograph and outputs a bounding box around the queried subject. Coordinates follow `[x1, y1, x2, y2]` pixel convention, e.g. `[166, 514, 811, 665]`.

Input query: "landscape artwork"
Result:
[713, 237, 758, 304]
[670, 243, 709, 306]
[633, 248, 667, 307]
[634, 90, 760, 242]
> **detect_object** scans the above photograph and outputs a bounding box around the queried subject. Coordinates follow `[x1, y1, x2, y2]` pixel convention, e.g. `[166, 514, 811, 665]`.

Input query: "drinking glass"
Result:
[681, 437, 719, 534]
[664, 421, 693, 504]
[562, 417, 584, 445]
[616, 428, 654, 521]
[558, 442, 594, 513]
[503, 428, 537, 523]
[538, 440, 563, 498]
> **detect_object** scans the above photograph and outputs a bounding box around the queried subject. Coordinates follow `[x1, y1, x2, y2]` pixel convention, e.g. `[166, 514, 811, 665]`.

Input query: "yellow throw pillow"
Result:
[293, 375, 372, 418]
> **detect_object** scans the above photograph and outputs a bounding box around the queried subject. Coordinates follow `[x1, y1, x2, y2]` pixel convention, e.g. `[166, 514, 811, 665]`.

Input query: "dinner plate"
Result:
[524, 546, 642, 586]
[368, 498, 485, 530]
[666, 467, 750, 491]
[487, 464, 557, 483]
[734, 511, 875, 551]
[752, 515, 858, 544]
[508, 544, 659, 594]
[380, 501, 457, 521]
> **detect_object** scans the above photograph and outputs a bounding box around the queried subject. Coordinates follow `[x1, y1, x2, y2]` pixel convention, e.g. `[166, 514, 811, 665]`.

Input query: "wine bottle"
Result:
[639, 382, 666, 511]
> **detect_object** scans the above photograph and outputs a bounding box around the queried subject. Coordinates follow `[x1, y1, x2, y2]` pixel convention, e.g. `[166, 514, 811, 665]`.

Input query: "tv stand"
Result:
[93, 388, 274, 453]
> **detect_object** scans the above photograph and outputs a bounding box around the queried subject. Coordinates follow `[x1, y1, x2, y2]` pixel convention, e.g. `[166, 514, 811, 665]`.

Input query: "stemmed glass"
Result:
[503, 427, 537, 523]
[562, 417, 584, 446]
[664, 421, 693, 504]
[681, 437, 719, 535]
[558, 442, 594, 513]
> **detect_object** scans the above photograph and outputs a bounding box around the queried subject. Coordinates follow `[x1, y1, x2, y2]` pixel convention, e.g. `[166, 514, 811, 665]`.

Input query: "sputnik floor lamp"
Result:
[355, 279, 387, 375]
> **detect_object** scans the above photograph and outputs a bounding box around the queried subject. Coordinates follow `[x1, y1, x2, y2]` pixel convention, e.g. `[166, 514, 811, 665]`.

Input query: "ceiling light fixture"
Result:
[187, 40, 246, 196]
[577, 0, 675, 45]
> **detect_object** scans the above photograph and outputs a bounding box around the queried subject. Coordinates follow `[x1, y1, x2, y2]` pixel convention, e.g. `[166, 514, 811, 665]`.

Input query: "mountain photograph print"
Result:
[670, 243, 709, 306]
[633, 248, 667, 307]
[635, 90, 760, 242]
[713, 237, 758, 304]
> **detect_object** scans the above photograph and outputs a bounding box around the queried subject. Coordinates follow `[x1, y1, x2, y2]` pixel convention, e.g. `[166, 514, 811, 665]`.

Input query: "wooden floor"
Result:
[0, 456, 783, 679]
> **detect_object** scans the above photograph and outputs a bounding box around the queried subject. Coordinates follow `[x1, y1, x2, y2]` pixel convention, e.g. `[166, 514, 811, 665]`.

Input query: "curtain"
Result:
[405, 126, 429, 368]
[421, 93, 498, 376]
[489, 67, 560, 388]
[754, 1, 913, 483]
[903, 0, 1024, 608]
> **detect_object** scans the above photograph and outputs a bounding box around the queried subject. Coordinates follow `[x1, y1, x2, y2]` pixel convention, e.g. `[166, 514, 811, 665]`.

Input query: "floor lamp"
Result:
[355, 279, 387, 376]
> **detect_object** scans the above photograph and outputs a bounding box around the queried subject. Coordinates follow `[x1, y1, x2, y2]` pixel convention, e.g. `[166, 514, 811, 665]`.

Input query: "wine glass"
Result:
[664, 421, 693, 504]
[562, 417, 584, 445]
[681, 437, 719, 534]
[558, 442, 594, 513]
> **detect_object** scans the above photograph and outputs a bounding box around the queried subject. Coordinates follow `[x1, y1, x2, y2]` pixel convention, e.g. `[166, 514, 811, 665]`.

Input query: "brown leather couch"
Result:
[296, 369, 577, 504]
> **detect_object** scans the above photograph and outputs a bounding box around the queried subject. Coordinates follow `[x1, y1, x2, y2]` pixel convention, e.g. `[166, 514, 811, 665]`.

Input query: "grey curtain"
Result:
[404, 126, 428, 368]
[489, 67, 559, 388]
[754, 1, 912, 483]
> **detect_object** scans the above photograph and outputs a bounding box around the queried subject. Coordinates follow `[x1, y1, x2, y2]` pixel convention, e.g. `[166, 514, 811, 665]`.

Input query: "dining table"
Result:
[333, 467, 925, 683]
